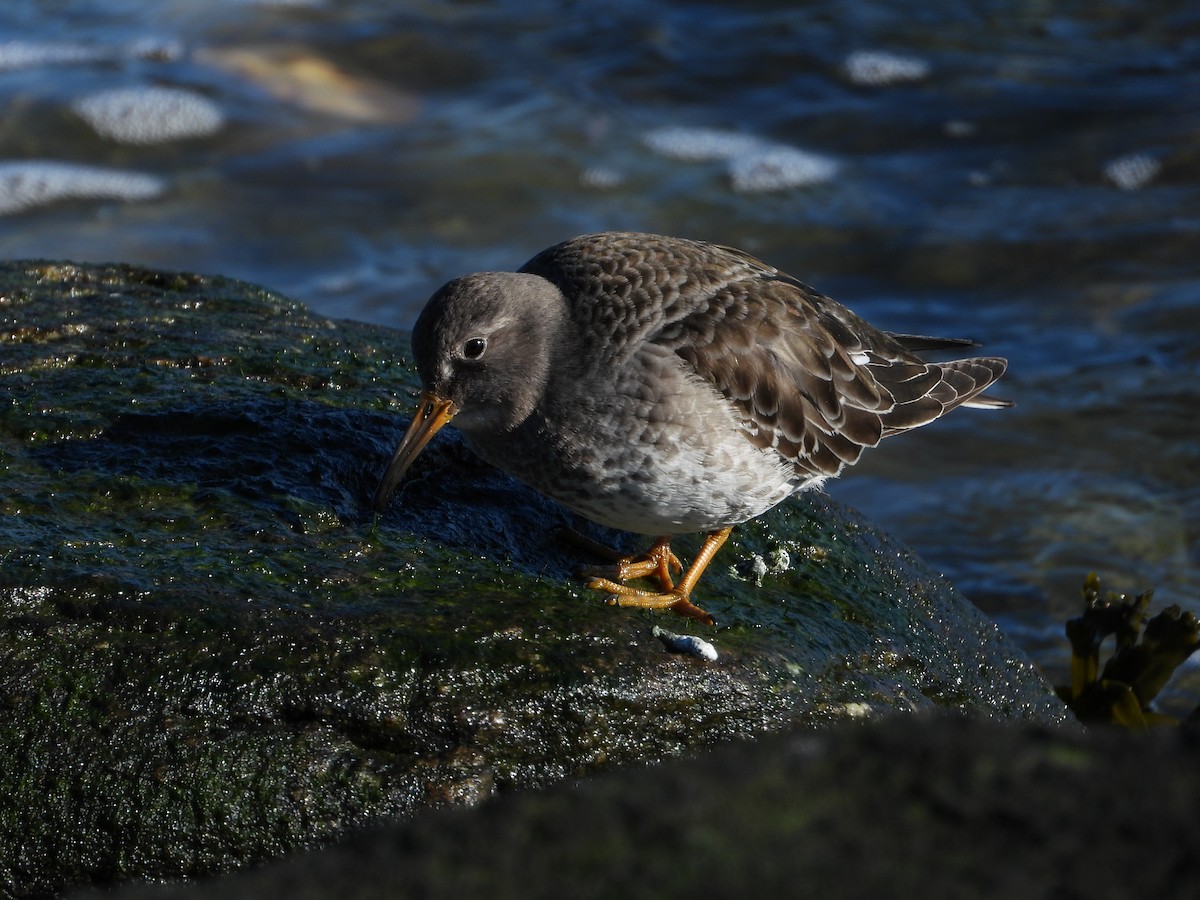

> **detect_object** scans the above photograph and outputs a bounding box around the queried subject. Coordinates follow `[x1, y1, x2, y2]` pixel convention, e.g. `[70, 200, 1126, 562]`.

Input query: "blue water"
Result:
[2, 0, 1198, 711]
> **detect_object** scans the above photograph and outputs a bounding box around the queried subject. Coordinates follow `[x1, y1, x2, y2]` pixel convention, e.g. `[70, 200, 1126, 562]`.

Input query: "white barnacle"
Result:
[652, 624, 718, 661]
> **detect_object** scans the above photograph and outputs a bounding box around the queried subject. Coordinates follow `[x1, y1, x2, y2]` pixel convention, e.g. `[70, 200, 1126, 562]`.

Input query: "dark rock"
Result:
[90, 715, 1200, 900]
[0, 261, 1068, 897]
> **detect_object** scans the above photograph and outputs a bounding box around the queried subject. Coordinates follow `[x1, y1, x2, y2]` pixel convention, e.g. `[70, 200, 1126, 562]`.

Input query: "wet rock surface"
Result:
[96, 715, 1199, 900]
[0, 262, 1067, 897]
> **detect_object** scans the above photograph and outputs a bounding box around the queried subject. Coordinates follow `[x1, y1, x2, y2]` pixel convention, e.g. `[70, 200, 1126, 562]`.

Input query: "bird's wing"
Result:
[521, 233, 1007, 481]
[650, 242, 1008, 480]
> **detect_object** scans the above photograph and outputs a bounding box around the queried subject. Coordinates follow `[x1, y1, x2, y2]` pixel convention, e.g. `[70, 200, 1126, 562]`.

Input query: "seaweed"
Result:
[1057, 573, 1200, 727]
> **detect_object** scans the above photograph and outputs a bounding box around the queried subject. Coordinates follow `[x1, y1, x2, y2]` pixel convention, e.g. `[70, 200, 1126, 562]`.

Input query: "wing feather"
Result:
[522, 232, 1009, 483]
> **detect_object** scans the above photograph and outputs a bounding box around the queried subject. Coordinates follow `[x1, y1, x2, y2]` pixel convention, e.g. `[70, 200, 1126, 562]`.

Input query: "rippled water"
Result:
[2, 0, 1198, 711]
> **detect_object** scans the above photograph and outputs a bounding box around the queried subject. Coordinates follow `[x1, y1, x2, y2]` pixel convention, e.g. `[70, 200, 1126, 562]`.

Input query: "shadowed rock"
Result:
[93, 716, 1200, 900]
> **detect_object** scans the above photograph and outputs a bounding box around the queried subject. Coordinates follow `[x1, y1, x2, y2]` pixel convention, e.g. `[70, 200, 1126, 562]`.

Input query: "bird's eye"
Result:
[462, 337, 487, 360]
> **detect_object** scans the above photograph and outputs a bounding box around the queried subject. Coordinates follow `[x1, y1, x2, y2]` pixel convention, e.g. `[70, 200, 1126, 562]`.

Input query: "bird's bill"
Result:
[373, 391, 459, 512]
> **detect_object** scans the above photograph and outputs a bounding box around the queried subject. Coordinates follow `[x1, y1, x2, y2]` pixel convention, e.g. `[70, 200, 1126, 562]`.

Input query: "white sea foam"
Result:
[236, 0, 326, 6]
[0, 161, 165, 215]
[73, 87, 224, 145]
[728, 146, 840, 193]
[1103, 152, 1161, 191]
[0, 41, 106, 71]
[642, 125, 764, 162]
[0, 39, 180, 71]
[842, 50, 931, 86]
[643, 125, 839, 192]
[580, 165, 625, 189]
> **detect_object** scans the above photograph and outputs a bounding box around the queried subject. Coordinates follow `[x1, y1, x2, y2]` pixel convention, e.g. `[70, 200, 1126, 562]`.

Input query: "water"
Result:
[2, 0, 1198, 713]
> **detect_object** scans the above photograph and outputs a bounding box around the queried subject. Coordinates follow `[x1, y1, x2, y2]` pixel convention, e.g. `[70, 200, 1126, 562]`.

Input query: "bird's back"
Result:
[521, 231, 1008, 485]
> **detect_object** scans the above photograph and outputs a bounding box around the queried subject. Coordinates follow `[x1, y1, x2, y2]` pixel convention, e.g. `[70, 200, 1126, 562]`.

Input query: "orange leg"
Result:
[585, 527, 733, 627]
[575, 533, 683, 593]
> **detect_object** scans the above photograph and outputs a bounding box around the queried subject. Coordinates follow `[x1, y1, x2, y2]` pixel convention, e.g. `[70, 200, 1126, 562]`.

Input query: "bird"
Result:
[373, 231, 1010, 626]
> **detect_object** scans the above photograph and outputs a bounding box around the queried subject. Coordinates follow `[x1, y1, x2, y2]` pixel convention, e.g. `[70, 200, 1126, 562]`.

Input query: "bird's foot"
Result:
[585, 577, 717, 627]
[566, 531, 683, 594]
[564, 526, 732, 628]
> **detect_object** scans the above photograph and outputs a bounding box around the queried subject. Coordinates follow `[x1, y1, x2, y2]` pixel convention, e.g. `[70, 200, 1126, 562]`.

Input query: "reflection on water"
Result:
[1, 0, 1197, 711]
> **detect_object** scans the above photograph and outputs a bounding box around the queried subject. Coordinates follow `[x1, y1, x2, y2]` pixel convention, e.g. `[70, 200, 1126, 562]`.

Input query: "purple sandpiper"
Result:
[374, 232, 1010, 625]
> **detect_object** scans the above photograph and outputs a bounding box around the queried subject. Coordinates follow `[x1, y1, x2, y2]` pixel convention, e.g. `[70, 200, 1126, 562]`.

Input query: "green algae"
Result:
[0, 260, 1068, 897]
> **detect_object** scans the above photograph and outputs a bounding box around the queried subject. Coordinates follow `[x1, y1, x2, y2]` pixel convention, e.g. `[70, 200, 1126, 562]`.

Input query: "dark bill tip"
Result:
[373, 391, 458, 512]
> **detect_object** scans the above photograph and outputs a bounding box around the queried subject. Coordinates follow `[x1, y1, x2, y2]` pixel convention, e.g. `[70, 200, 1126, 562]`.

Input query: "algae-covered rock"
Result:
[97, 716, 1200, 900]
[0, 261, 1067, 897]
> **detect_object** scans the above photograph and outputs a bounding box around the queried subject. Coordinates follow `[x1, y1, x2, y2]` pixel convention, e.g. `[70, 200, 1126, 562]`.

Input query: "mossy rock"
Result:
[98, 716, 1199, 900]
[0, 261, 1068, 897]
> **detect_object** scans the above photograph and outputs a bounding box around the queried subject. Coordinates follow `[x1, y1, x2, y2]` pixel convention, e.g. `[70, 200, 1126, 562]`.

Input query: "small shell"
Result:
[652, 625, 718, 661]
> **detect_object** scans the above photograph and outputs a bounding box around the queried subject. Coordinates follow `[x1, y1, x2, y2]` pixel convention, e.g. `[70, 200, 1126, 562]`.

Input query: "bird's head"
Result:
[373, 272, 567, 512]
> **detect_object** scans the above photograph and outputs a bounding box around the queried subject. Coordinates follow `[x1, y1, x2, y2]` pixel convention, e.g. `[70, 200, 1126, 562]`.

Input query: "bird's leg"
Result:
[585, 527, 733, 627]
[569, 531, 683, 593]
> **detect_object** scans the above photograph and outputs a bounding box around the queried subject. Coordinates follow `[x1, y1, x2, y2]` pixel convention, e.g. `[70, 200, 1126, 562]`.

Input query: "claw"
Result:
[578, 535, 682, 592]
[577, 527, 733, 626]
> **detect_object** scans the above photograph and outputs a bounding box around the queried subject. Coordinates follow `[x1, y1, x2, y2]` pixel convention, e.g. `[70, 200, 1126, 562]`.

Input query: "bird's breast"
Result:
[461, 352, 804, 534]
